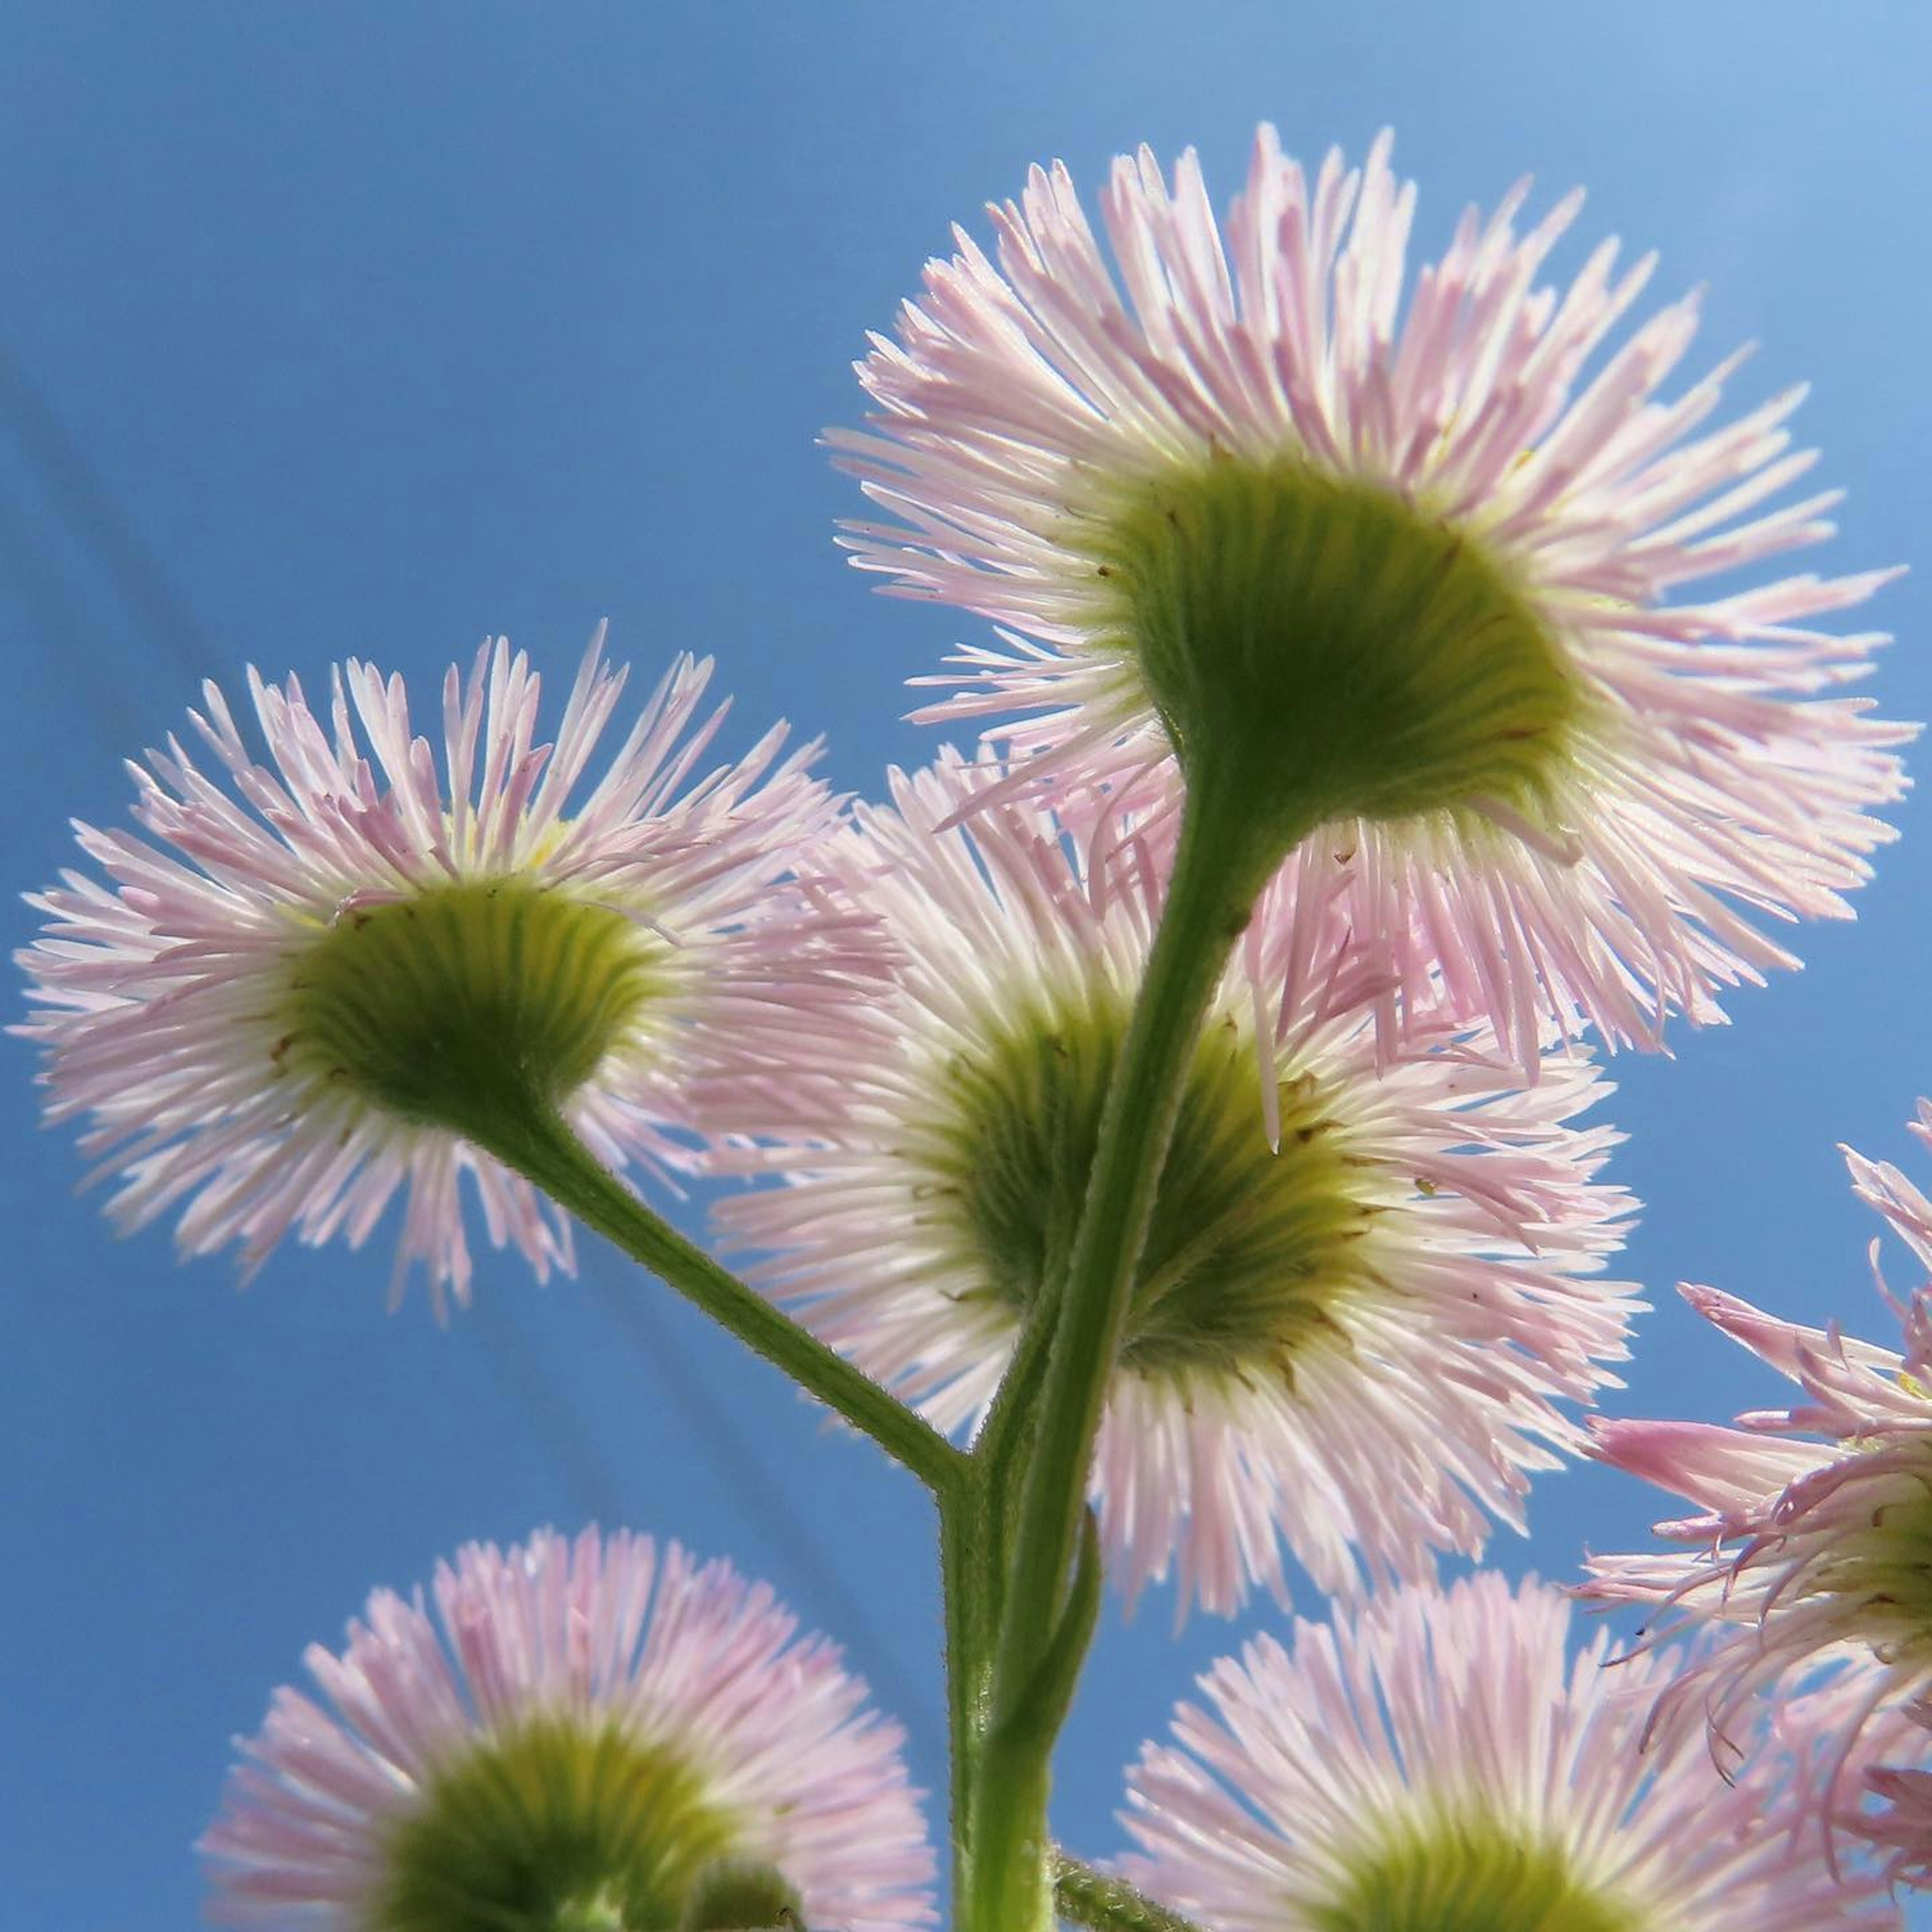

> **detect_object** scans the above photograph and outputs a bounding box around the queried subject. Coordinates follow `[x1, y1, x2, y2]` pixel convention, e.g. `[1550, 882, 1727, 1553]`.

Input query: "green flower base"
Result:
[375, 1717, 744, 1932]
[1312, 1821, 1639, 1932]
[935, 992, 1374, 1381]
[283, 879, 667, 1134]
[1087, 456, 1582, 864]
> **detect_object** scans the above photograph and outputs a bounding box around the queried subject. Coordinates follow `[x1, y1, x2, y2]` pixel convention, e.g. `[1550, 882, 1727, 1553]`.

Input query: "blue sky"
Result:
[3, 3, 1930, 1924]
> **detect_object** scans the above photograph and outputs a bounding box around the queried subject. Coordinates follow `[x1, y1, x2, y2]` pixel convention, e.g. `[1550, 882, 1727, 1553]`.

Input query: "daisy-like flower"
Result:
[704, 751, 1639, 1615]
[1118, 1573, 1900, 1930]
[1585, 1104, 1932, 1772]
[18, 626, 853, 1313]
[200, 1526, 935, 1929]
[833, 126, 1909, 1056]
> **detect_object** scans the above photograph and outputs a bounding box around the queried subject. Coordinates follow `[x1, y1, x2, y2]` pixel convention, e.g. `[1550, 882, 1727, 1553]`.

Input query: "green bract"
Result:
[375, 1718, 740, 1932]
[678, 1857, 806, 1929]
[935, 993, 1373, 1380]
[1311, 1821, 1638, 1932]
[1816, 1465, 1932, 1642]
[283, 880, 667, 1137]
[1086, 458, 1583, 865]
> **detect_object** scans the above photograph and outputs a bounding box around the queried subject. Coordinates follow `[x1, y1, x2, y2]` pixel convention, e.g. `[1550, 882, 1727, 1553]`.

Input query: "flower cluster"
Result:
[15, 118, 1921, 1929]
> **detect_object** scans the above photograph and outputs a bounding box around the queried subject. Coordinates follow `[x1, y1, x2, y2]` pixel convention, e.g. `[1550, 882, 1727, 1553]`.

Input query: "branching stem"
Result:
[954, 778, 1277, 1932]
[1054, 1852, 1213, 1932]
[470, 1105, 967, 1498]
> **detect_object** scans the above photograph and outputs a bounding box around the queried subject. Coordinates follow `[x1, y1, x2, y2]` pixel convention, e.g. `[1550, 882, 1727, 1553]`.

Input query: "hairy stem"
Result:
[940, 1479, 995, 1914]
[470, 1104, 966, 1496]
[959, 781, 1272, 1931]
[991, 795, 1252, 1712]
[1054, 1852, 1211, 1932]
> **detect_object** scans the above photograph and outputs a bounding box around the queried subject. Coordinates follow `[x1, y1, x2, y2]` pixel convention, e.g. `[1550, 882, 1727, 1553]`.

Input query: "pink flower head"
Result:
[200, 1526, 935, 1929]
[833, 127, 1909, 1059]
[703, 750, 1640, 1615]
[1586, 1105, 1932, 1777]
[18, 627, 857, 1314]
[1120, 1573, 1899, 1929]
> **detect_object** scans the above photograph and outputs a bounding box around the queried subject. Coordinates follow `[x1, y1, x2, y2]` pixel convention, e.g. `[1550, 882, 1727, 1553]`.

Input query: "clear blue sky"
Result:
[3, 4, 1929, 1924]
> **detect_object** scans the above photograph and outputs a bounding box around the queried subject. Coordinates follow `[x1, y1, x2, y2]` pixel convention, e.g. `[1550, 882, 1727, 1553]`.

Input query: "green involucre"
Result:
[677, 1856, 805, 1929]
[281, 879, 667, 1136]
[1085, 457, 1582, 857]
[374, 1717, 744, 1932]
[932, 994, 1374, 1379]
[1813, 1464, 1932, 1642]
[1310, 1819, 1640, 1932]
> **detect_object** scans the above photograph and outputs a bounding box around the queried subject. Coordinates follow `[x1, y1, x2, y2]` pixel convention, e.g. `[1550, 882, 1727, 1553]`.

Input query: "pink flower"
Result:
[200, 1526, 935, 1929]
[18, 628, 855, 1313]
[833, 127, 1908, 1058]
[1586, 1105, 1932, 1778]
[704, 750, 1640, 1615]
[1120, 1573, 1899, 1929]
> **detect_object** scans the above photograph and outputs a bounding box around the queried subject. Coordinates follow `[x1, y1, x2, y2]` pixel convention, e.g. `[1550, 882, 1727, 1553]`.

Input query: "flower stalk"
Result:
[467, 1102, 967, 1497]
[955, 774, 1282, 1931]
[1053, 1853, 1211, 1932]
[985, 786, 1263, 1692]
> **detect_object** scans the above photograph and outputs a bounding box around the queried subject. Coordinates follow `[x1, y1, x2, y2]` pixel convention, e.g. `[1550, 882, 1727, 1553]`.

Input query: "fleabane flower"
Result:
[703, 751, 1640, 1615]
[833, 126, 1909, 1058]
[18, 627, 853, 1313]
[1118, 1573, 1899, 1931]
[200, 1526, 935, 1929]
[1585, 1104, 1932, 1767]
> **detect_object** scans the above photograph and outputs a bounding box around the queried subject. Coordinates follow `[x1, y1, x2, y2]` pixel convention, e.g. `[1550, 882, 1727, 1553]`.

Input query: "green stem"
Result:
[469, 1104, 967, 1497]
[939, 1479, 995, 1913]
[961, 783, 1266, 1932]
[990, 794, 1251, 1709]
[964, 1741, 1053, 1931]
[1054, 1852, 1210, 1932]
[942, 1310, 1053, 1924]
